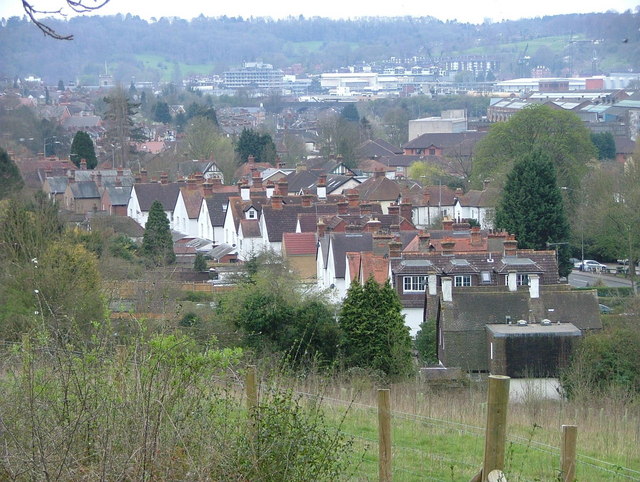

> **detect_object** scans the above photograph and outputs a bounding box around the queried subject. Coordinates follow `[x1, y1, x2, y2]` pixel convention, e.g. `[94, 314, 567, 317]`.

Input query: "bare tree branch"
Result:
[21, 0, 110, 40]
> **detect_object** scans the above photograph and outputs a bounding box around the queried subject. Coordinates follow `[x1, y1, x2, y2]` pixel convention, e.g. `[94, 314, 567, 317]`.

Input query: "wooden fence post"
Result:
[481, 375, 510, 481]
[245, 365, 258, 412]
[378, 388, 392, 482]
[561, 425, 577, 482]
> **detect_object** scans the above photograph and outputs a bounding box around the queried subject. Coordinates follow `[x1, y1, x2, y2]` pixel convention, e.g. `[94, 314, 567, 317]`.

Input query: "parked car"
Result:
[574, 260, 607, 272]
[599, 304, 613, 314]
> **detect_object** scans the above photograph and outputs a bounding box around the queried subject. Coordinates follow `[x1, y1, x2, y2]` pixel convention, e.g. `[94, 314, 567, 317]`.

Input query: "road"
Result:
[568, 269, 635, 288]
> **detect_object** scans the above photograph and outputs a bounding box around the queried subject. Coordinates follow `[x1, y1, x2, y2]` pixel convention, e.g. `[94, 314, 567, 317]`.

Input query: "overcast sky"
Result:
[1, 0, 638, 24]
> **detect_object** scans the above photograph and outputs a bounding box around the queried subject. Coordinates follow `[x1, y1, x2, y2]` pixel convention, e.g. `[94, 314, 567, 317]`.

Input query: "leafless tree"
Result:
[22, 0, 109, 40]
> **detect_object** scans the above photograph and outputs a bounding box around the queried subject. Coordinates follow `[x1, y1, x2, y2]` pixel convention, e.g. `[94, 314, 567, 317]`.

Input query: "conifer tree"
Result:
[141, 201, 175, 266]
[70, 131, 98, 169]
[339, 277, 413, 377]
[495, 151, 571, 276]
[0, 148, 24, 199]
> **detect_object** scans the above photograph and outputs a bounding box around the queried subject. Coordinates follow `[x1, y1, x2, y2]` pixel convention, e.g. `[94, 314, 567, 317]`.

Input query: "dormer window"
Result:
[245, 207, 257, 219]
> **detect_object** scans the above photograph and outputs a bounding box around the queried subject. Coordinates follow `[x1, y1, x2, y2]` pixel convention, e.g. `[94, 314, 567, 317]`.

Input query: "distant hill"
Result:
[0, 11, 638, 85]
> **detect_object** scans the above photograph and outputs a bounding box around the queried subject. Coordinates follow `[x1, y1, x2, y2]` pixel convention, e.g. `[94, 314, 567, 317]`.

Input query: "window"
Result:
[517, 274, 530, 286]
[428, 148, 436, 155]
[481, 271, 491, 283]
[247, 209, 256, 219]
[454, 275, 471, 287]
[403, 276, 427, 292]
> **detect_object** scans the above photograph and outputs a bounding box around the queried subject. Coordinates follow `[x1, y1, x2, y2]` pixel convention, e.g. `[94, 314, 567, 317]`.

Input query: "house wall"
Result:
[286, 255, 317, 280]
[403, 308, 424, 337]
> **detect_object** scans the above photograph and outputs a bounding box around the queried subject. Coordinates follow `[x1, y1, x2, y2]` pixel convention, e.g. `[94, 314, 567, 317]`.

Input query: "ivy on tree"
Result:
[70, 131, 97, 169]
[141, 201, 175, 266]
[495, 151, 572, 276]
[591, 132, 616, 160]
[339, 277, 413, 377]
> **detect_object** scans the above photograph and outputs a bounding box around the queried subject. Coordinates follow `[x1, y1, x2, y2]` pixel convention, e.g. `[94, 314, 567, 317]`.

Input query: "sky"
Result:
[0, 0, 638, 24]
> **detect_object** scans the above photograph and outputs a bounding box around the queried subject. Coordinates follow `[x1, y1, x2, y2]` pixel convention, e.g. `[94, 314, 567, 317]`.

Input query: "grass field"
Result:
[289, 379, 640, 481]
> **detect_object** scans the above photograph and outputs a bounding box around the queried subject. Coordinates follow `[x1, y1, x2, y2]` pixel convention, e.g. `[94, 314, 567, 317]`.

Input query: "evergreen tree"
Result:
[339, 277, 413, 377]
[235, 128, 276, 163]
[69, 131, 98, 169]
[141, 201, 175, 266]
[340, 103, 360, 122]
[193, 252, 207, 271]
[591, 132, 616, 160]
[152, 101, 172, 124]
[0, 148, 24, 199]
[495, 151, 572, 276]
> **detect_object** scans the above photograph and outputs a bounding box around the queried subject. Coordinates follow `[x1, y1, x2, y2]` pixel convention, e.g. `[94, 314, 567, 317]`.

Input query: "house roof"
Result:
[358, 158, 395, 174]
[356, 176, 402, 202]
[283, 232, 317, 256]
[403, 131, 486, 150]
[330, 232, 373, 278]
[239, 219, 261, 238]
[45, 176, 68, 194]
[205, 192, 236, 227]
[180, 187, 205, 219]
[458, 188, 500, 208]
[133, 183, 180, 211]
[70, 181, 100, 199]
[357, 138, 403, 158]
[103, 185, 132, 206]
[359, 251, 390, 284]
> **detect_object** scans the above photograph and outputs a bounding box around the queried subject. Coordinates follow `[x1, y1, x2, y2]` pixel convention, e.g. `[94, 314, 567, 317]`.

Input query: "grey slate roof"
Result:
[47, 176, 68, 194]
[70, 181, 100, 199]
[206, 192, 236, 227]
[134, 183, 180, 211]
[357, 138, 403, 158]
[104, 185, 132, 206]
[329, 232, 373, 278]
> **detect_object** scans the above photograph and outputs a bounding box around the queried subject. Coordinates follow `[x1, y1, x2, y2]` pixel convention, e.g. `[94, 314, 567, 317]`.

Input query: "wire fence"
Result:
[0, 341, 638, 480]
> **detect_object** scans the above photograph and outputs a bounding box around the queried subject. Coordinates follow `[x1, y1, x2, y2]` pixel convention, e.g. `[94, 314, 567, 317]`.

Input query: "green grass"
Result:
[292, 383, 640, 481]
[456, 34, 576, 57]
[134, 54, 214, 81]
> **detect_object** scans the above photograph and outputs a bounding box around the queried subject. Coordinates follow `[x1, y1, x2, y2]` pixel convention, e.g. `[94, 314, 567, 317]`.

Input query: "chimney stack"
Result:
[317, 174, 327, 199]
[252, 170, 263, 189]
[442, 277, 453, 302]
[80, 159, 87, 170]
[389, 239, 402, 259]
[187, 177, 198, 191]
[203, 181, 213, 196]
[418, 231, 431, 251]
[317, 218, 326, 238]
[211, 177, 222, 187]
[360, 202, 372, 216]
[471, 226, 482, 246]
[302, 193, 313, 207]
[337, 201, 348, 215]
[365, 218, 382, 233]
[159, 172, 168, 185]
[271, 194, 283, 209]
[400, 202, 413, 223]
[247, 155, 255, 164]
[388, 204, 400, 216]
[346, 189, 359, 208]
[141, 169, 148, 183]
[277, 180, 289, 197]
[240, 180, 251, 201]
[504, 235, 518, 256]
[265, 181, 275, 198]
[374, 167, 385, 178]
[373, 233, 393, 256]
[442, 218, 453, 231]
[441, 238, 456, 254]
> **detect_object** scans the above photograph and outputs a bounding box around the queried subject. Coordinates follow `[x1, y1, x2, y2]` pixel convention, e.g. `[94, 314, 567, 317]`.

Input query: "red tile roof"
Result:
[283, 232, 317, 256]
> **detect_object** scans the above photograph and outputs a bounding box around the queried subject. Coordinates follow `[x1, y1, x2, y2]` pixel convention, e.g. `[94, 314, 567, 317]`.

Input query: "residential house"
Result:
[317, 231, 374, 302]
[282, 232, 318, 280]
[127, 178, 180, 227]
[356, 138, 403, 159]
[402, 132, 486, 160]
[101, 183, 132, 216]
[63, 180, 100, 213]
[355, 170, 403, 213]
[173, 177, 206, 236]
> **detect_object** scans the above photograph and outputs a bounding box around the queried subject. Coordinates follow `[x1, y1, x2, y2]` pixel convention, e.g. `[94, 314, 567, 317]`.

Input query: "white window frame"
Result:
[517, 274, 530, 286]
[403, 275, 427, 292]
[454, 275, 471, 287]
